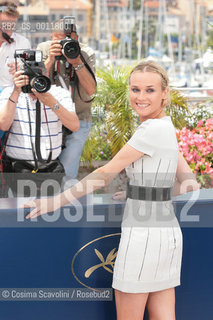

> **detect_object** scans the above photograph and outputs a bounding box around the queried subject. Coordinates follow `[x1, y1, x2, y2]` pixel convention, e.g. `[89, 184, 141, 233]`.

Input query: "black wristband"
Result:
[9, 97, 16, 104]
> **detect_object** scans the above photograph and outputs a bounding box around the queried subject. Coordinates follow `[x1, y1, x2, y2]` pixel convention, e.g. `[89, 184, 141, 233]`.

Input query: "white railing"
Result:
[172, 87, 213, 103]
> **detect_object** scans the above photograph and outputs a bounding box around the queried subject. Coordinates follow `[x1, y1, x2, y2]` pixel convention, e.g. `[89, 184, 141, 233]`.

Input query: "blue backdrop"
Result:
[0, 190, 212, 320]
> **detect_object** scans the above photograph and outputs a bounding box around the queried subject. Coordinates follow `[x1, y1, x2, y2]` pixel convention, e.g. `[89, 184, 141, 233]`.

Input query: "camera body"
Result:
[56, 37, 80, 60]
[55, 16, 80, 61]
[14, 50, 51, 93]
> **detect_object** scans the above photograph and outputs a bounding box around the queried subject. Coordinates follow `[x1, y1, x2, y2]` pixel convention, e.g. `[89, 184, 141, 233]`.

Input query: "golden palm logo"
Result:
[71, 233, 121, 291]
[85, 248, 117, 278]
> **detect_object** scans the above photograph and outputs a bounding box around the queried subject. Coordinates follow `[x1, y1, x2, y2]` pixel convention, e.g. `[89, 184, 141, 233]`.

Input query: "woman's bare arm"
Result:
[24, 144, 144, 218]
[173, 152, 200, 196]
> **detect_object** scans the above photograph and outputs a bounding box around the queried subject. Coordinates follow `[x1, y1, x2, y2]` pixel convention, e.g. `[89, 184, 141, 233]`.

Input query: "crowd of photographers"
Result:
[0, 0, 96, 197]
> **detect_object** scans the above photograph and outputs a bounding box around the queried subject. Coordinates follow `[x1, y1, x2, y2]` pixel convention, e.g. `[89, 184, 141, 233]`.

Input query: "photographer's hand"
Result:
[44, 40, 62, 76]
[63, 50, 96, 96]
[13, 70, 29, 93]
[64, 53, 82, 68]
[0, 71, 27, 131]
[31, 90, 56, 107]
[31, 89, 80, 132]
[49, 40, 63, 58]
[8, 62, 16, 76]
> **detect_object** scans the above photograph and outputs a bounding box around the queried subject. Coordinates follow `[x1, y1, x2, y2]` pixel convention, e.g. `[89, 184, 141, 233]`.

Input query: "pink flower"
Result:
[197, 120, 204, 127]
[205, 118, 213, 128]
[176, 118, 213, 188]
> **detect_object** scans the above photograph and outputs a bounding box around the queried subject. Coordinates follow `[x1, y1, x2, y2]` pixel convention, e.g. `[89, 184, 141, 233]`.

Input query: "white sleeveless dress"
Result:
[112, 116, 183, 293]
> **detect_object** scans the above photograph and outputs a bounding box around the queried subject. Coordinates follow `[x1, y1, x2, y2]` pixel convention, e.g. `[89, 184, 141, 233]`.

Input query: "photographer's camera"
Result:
[58, 38, 80, 60]
[14, 49, 51, 93]
[55, 16, 80, 61]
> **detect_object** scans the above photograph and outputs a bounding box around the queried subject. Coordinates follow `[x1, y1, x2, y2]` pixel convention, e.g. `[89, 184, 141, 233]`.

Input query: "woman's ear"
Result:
[162, 87, 170, 108]
[163, 86, 169, 100]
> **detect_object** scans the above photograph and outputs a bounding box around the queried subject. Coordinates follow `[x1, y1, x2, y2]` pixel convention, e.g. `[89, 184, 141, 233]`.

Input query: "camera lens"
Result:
[63, 40, 80, 59]
[31, 75, 51, 93]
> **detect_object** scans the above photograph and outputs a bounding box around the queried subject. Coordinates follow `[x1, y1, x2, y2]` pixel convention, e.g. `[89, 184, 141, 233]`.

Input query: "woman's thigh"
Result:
[114, 289, 149, 320]
[146, 288, 176, 320]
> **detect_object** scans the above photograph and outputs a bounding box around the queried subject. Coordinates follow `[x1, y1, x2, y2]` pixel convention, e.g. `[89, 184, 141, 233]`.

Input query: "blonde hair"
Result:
[129, 60, 170, 107]
[0, 1, 19, 18]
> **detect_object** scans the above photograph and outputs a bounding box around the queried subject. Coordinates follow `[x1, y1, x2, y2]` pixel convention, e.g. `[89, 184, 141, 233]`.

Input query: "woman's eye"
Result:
[147, 89, 154, 93]
[132, 88, 139, 93]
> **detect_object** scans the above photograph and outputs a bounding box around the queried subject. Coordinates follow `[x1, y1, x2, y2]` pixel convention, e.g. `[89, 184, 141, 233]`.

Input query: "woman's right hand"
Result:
[23, 195, 61, 219]
[112, 191, 127, 201]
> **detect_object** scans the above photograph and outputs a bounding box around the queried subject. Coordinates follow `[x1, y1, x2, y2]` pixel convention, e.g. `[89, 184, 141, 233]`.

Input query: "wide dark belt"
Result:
[127, 183, 172, 201]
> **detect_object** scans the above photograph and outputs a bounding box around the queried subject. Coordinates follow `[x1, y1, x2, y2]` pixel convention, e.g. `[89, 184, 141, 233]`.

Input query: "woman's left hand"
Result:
[23, 196, 61, 219]
[112, 191, 126, 201]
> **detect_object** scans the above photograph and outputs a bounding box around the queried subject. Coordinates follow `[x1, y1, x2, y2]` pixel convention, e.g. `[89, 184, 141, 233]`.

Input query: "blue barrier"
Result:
[0, 189, 212, 320]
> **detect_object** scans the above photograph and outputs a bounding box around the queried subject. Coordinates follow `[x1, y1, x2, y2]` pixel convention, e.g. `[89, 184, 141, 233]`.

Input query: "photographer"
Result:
[0, 50, 80, 197]
[37, 17, 96, 185]
[0, 0, 30, 88]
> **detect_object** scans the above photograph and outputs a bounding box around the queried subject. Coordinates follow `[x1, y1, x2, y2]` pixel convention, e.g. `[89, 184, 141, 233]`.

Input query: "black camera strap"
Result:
[35, 99, 52, 165]
[0, 28, 14, 44]
[26, 96, 39, 172]
[26, 97, 52, 172]
[35, 99, 44, 164]
[69, 66, 76, 102]
[73, 53, 96, 103]
[52, 52, 96, 104]
[0, 129, 10, 160]
[0, 128, 11, 189]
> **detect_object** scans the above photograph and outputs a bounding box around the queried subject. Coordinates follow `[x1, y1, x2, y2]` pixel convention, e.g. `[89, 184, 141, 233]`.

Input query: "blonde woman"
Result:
[24, 60, 199, 320]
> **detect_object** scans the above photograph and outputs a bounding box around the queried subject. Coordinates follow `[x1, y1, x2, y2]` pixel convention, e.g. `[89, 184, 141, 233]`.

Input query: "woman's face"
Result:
[129, 71, 169, 122]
